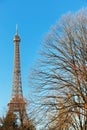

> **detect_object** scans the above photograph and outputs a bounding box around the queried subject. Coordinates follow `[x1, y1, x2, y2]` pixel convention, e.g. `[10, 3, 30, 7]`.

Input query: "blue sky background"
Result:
[0, 0, 87, 116]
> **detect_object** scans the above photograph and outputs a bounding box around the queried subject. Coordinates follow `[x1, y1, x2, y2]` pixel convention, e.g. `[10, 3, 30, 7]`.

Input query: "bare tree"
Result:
[29, 8, 87, 130]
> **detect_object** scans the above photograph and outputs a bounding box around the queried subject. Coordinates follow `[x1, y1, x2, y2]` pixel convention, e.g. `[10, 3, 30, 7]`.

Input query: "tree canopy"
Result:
[29, 8, 87, 130]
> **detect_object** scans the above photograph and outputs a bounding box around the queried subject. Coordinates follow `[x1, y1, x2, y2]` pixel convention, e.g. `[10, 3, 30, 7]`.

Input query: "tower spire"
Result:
[16, 24, 18, 35]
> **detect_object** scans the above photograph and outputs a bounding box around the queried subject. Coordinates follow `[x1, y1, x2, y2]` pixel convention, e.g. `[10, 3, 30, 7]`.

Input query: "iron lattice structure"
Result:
[8, 26, 26, 117]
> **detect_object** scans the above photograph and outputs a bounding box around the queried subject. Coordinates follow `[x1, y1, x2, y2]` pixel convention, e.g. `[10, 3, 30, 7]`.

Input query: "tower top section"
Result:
[13, 25, 20, 42]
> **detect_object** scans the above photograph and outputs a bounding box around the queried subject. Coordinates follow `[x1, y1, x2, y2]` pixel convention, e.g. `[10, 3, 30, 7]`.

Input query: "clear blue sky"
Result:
[0, 0, 87, 116]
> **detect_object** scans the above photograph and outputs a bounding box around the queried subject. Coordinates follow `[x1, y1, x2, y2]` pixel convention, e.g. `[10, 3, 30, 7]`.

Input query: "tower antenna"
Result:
[16, 24, 18, 35]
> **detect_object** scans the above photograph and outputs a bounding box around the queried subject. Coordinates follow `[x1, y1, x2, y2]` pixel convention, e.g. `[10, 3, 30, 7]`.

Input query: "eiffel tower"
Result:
[8, 25, 26, 126]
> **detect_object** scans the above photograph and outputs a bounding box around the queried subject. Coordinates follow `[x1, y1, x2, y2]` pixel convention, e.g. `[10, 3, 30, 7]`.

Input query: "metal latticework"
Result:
[8, 26, 26, 115]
